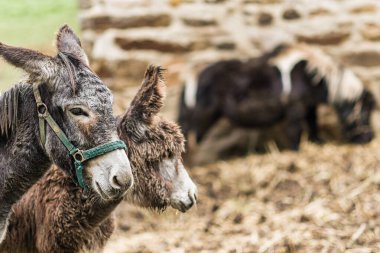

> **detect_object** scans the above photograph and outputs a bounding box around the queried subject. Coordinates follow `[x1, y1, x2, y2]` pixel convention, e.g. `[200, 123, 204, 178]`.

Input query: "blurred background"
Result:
[0, 0, 78, 89]
[1, 0, 380, 252]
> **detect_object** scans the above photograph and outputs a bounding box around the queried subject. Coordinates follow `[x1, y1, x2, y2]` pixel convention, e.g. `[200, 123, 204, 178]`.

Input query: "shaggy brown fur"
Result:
[0, 66, 188, 253]
[119, 66, 186, 210]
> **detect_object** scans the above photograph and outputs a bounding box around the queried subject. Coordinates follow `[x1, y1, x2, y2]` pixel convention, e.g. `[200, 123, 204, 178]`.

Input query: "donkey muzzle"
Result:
[88, 149, 133, 200]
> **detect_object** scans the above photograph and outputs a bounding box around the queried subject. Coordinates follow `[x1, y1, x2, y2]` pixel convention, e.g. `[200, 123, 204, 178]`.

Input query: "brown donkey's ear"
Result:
[56, 24, 89, 66]
[125, 65, 166, 125]
[0, 42, 57, 81]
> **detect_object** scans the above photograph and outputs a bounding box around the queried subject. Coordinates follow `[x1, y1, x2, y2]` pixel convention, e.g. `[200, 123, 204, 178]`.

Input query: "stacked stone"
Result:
[79, 0, 380, 117]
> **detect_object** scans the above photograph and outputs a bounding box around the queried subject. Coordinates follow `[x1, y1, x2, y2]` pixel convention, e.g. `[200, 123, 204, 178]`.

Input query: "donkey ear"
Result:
[0, 42, 57, 80]
[125, 65, 166, 125]
[56, 25, 89, 66]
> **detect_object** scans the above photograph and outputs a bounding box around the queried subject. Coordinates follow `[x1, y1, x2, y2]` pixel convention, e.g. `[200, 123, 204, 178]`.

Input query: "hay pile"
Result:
[103, 139, 380, 253]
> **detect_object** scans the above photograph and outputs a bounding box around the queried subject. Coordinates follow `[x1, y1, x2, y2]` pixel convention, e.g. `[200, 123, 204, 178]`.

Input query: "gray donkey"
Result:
[0, 25, 133, 241]
[0, 66, 197, 253]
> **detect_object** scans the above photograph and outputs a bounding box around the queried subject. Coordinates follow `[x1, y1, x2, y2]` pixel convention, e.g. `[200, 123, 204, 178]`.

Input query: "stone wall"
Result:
[79, 0, 380, 118]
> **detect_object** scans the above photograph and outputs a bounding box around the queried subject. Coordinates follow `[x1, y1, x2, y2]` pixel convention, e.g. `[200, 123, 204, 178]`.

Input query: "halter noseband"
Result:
[33, 83, 127, 189]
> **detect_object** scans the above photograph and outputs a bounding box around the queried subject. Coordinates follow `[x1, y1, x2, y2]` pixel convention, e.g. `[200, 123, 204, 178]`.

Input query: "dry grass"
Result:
[103, 138, 380, 253]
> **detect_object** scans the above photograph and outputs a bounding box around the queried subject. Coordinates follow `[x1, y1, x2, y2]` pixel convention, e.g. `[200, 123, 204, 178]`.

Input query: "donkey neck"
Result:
[0, 83, 50, 226]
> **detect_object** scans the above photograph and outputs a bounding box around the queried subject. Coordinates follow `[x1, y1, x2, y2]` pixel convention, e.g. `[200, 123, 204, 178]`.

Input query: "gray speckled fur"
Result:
[0, 25, 118, 240]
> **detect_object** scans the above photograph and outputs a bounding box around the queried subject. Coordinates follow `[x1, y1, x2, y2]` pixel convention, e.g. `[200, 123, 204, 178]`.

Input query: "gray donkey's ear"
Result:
[56, 25, 89, 66]
[125, 65, 166, 125]
[0, 42, 57, 81]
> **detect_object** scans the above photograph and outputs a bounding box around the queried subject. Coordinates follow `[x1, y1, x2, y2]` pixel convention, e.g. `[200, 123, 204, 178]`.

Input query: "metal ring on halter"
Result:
[36, 103, 48, 117]
[73, 150, 85, 162]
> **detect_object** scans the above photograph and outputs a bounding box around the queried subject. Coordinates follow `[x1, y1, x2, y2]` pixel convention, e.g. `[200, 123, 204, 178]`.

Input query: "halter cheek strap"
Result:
[32, 83, 127, 189]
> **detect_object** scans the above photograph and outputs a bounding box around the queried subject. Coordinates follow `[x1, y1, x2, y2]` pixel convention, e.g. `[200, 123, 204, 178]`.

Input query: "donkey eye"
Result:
[69, 108, 89, 117]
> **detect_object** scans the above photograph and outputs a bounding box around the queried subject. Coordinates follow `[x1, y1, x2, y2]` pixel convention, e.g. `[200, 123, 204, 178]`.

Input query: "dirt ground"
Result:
[102, 136, 380, 253]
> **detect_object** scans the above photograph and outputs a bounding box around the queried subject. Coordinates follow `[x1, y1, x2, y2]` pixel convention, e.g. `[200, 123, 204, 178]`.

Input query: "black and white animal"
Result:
[179, 43, 376, 151]
[0, 25, 133, 241]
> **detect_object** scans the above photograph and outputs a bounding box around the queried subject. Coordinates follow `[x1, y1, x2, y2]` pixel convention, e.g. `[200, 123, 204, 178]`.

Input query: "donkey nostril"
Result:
[111, 175, 122, 189]
[110, 174, 133, 191]
[189, 190, 197, 205]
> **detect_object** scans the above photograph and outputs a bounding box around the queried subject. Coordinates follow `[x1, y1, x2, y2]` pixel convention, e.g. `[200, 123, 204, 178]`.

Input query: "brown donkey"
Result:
[0, 66, 197, 253]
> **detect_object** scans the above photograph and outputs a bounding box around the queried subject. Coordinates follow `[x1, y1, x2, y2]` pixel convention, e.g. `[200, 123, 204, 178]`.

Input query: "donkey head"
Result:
[118, 66, 198, 212]
[0, 25, 133, 200]
[335, 89, 376, 144]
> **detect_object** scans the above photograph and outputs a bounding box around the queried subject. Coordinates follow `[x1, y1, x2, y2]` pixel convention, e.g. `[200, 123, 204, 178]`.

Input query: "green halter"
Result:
[32, 83, 127, 189]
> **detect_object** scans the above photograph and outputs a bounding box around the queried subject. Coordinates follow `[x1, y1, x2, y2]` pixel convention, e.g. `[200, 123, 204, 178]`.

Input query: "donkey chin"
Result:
[159, 159, 198, 213]
[86, 149, 133, 200]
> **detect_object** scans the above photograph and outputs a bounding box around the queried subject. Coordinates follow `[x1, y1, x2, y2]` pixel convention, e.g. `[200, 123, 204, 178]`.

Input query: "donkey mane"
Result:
[0, 85, 21, 139]
[271, 43, 364, 103]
